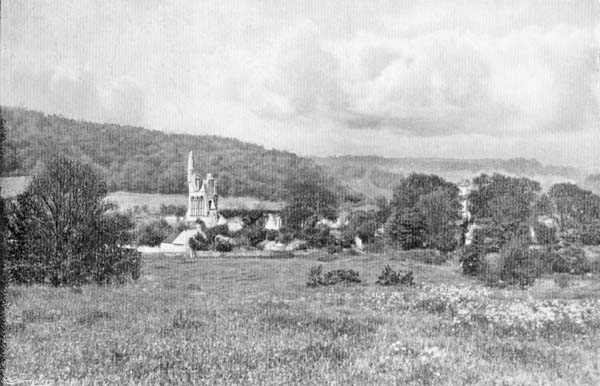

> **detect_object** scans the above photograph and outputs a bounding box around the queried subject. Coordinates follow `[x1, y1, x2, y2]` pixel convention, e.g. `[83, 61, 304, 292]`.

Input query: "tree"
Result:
[6, 157, 140, 285]
[470, 174, 541, 225]
[385, 208, 426, 250]
[134, 219, 172, 246]
[416, 188, 460, 252]
[387, 174, 459, 251]
[390, 173, 458, 210]
[549, 183, 600, 229]
[533, 193, 554, 217]
[281, 178, 338, 231]
[499, 237, 537, 288]
[346, 210, 380, 244]
[374, 195, 391, 224]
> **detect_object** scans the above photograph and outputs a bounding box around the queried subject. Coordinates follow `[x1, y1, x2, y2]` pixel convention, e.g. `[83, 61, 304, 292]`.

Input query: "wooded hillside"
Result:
[1, 107, 355, 201]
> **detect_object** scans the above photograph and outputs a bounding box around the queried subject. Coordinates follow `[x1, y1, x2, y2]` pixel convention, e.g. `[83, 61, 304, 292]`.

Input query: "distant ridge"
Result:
[313, 155, 579, 179]
[314, 155, 582, 199]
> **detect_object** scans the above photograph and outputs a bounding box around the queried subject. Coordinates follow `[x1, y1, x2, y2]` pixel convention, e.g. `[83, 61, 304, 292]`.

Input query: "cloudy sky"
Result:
[2, 0, 599, 168]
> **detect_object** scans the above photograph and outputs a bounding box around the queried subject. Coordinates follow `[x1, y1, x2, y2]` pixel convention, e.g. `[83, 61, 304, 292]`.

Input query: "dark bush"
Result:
[219, 209, 275, 225]
[339, 228, 355, 248]
[134, 219, 171, 246]
[307, 265, 361, 287]
[241, 223, 266, 247]
[533, 223, 557, 245]
[527, 246, 556, 276]
[498, 238, 537, 288]
[327, 244, 343, 254]
[307, 265, 324, 287]
[276, 231, 294, 244]
[188, 232, 210, 251]
[303, 227, 333, 249]
[376, 266, 414, 286]
[197, 224, 232, 250]
[189, 229, 234, 252]
[204, 224, 230, 240]
[214, 238, 233, 252]
[552, 246, 590, 275]
[459, 222, 511, 276]
[579, 222, 600, 245]
[460, 245, 483, 276]
[266, 230, 279, 241]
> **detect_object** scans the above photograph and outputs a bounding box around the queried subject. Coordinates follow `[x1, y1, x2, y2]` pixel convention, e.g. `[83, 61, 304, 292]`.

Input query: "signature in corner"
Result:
[4, 378, 53, 386]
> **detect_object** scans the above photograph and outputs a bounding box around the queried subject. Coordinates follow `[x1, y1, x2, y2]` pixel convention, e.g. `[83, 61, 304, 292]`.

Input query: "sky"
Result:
[1, 0, 599, 168]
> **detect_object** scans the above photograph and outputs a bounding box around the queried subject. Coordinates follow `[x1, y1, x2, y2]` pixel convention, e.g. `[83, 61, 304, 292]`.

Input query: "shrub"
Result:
[219, 209, 273, 225]
[460, 245, 483, 276]
[498, 238, 537, 288]
[276, 231, 294, 244]
[303, 227, 333, 249]
[134, 219, 171, 246]
[327, 244, 343, 254]
[534, 223, 557, 245]
[214, 238, 233, 252]
[579, 222, 600, 245]
[552, 246, 590, 275]
[307, 265, 324, 287]
[266, 230, 278, 241]
[242, 223, 266, 247]
[376, 266, 414, 286]
[192, 224, 232, 251]
[459, 222, 513, 276]
[188, 233, 210, 251]
[204, 224, 231, 241]
[306, 265, 361, 287]
[527, 246, 555, 276]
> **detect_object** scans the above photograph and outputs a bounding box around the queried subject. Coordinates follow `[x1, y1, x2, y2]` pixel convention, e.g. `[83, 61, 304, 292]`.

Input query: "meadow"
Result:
[6, 252, 600, 386]
[106, 192, 283, 213]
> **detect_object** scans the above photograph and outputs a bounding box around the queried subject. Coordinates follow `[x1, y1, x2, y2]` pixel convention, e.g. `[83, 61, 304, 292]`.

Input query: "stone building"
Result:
[185, 151, 219, 221]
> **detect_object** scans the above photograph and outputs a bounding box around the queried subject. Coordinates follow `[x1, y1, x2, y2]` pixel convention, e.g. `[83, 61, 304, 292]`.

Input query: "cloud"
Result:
[1, 0, 599, 167]
[236, 23, 598, 136]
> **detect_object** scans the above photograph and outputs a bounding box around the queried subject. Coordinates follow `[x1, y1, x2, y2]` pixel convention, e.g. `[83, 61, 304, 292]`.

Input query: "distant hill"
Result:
[1, 107, 357, 201]
[314, 155, 582, 199]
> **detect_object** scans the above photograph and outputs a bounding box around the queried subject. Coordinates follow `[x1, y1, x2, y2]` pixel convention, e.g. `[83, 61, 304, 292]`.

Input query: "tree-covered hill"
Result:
[1, 107, 355, 201]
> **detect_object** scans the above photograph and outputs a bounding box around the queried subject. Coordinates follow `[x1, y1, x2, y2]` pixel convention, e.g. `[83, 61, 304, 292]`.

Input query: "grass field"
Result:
[106, 192, 284, 213]
[6, 252, 600, 385]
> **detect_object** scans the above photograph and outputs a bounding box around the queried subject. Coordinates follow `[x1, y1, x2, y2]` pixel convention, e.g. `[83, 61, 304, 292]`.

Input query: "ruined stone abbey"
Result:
[185, 151, 219, 221]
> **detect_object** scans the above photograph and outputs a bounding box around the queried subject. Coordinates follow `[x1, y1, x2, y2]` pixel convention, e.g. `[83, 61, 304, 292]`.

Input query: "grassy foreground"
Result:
[6, 252, 600, 385]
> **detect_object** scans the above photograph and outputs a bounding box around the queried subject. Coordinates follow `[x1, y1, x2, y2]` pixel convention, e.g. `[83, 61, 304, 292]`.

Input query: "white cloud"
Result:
[234, 24, 598, 137]
[1, 0, 599, 166]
